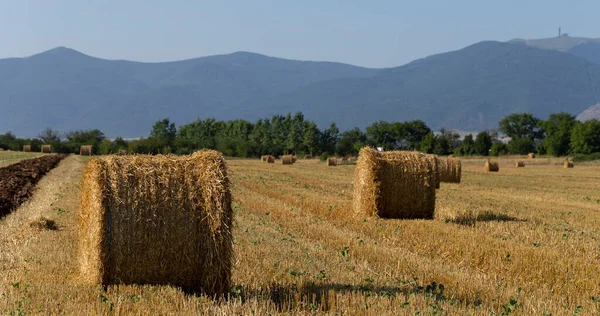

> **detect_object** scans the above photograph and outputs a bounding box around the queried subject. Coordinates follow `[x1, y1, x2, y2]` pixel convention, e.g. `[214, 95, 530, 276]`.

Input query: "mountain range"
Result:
[1, 35, 600, 137]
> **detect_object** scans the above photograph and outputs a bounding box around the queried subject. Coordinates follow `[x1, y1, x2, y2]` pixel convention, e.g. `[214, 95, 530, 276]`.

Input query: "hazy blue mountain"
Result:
[511, 36, 600, 64]
[251, 41, 600, 131]
[0, 48, 378, 137]
[1, 42, 600, 137]
[577, 103, 600, 122]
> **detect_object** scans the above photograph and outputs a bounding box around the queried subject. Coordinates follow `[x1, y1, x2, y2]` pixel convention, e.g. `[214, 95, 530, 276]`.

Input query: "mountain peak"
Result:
[29, 46, 92, 60]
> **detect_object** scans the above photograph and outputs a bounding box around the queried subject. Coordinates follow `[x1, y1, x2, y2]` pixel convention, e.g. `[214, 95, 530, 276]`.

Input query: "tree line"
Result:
[1, 112, 599, 158]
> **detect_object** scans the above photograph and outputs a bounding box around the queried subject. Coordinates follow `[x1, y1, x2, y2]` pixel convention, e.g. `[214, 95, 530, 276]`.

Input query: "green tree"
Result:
[420, 132, 436, 154]
[320, 122, 339, 154]
[498, 113, 542, 140]
[366, 121, 395, 150]
[457, 134, 475, 156]
[570, 119, 600, 154]
[507, 136, 535, 154]
[539, 112, 578, 156]
[150, 118, 177, 151]
[65, 129, 106, 154]
[337, 128, 366, 156]
[490, 142, 508, 156]
[301, 121, 320, 156]
[473, 131, 493, 156]
[405, 120, 432, 150]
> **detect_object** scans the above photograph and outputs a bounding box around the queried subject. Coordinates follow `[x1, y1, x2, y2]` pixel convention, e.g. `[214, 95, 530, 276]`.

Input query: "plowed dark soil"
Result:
[0, 155, 65, 218]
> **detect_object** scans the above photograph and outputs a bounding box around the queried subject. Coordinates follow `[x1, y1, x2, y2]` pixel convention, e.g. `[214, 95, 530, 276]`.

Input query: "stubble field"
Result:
[0, 153, 599, 315]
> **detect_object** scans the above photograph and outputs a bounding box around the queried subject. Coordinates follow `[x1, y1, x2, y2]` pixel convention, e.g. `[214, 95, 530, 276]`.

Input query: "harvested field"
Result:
[0, 155, 64, 217]
[0, 155, 599, 314]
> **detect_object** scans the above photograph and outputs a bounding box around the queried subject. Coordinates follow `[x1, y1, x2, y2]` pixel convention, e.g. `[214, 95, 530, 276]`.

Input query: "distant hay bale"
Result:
[564, 161, 574, 168]
[41, 145, 52, 153]
[448, 154, 454, 158]
[353, 147, 437, 219]
[326, 157, 337, 166]
[267, 155, 275, 163]
[437, 156, 461, 183]
[261, 155, 267, 162]
[281, 155, 294, 165]
[0, 148, 4, 151]
[303, 155, 312, 159]
[515, 161, 525, 167]
[80, 145, 92, 156]
[527, 153, 535, 159]
[78, 150, 233, 296]
[23, 145, 31, 152]
[118, 149, 127, 155]
[484, 160, 499, 172]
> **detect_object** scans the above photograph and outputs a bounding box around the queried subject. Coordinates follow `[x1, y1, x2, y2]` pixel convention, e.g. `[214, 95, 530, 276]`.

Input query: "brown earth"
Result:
[0, 155, 65, 218]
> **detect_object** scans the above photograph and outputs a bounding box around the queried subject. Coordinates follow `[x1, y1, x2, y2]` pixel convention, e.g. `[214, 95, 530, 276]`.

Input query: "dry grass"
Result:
[1, 155, 599, 314]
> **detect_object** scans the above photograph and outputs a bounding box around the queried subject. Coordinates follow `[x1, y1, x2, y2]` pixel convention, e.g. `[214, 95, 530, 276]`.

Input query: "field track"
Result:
[0, 155, 599, 314]
[0, 155, 65, 217]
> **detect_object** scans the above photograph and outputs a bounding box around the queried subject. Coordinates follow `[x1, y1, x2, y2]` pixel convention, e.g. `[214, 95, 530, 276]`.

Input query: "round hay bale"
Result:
[118, 149, 128, 156]
[436, 156, 461, 184]
[23, 145, 31, 152]
[425, 155, 441, 189]
[41, 145, 52, 154]
[326, 157, 337, 166]
[564, 161, 574, 168]
[484, 160, 499, 172]
[261, 155, 267, 162]
[515, 161, 525, 167]
[527, 153, 535, 159]
[353, 147, 436, 219]
[281, 155, 294, 165]
[78, 150, 233, 296]
[267, 155, 275, 163]
[80, 145, 93, 156]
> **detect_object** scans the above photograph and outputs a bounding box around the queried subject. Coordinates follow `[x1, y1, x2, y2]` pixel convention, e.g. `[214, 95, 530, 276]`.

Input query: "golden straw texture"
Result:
[281, 155, 294, 165]
[78, 150, 233, 296]
[353, 147, 436, 219]
[515, 161, 525, 167]
[484, 160, 499, 172]
[326, 158, 337, 166]
[80, 145, 93, 156]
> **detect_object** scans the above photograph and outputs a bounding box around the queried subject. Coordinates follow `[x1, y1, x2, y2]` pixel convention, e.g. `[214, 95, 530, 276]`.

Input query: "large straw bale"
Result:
[326, 157, 337, 166]
[78, 150, 233, 296]
[281, 155, 294, 165]
[425, 155, 441, 189]
[80, 145, 93, 156]
[23, 145, 31, 152]
[436, 156, 461, 183]
[563, 161, 574, 168]
[484, 160, 499, 172]
[353, 147, 436, 219]
[515, 161, 525, 167]
[527, 153, 535, 159]
[41, 145, 52, 153]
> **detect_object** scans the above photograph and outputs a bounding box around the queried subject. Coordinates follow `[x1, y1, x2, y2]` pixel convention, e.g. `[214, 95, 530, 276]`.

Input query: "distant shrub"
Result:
[572, 152, 600, 162]
[490, 142, 508, 156]
[320, 153, 328, 161]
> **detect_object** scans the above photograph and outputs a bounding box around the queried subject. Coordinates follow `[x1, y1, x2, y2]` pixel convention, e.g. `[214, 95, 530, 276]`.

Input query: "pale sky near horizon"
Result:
[1, 0, 599, 68]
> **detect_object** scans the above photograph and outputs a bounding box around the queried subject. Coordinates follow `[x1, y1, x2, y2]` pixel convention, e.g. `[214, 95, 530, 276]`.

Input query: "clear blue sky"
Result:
[1, 0, 598, 68]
